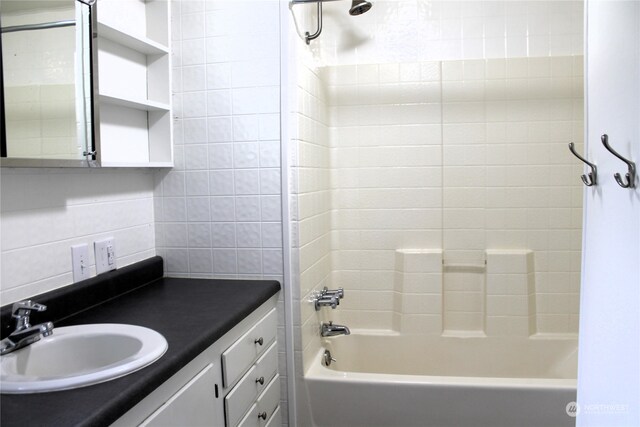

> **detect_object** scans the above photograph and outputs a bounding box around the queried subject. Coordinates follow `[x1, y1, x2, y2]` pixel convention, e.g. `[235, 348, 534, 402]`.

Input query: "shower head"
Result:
[349, 0, 372, 15]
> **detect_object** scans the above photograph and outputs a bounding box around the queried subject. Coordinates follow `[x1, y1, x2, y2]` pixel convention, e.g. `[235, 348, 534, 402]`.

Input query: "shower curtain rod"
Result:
[0, 0, 95, 34]
[1, 20, 76, 34]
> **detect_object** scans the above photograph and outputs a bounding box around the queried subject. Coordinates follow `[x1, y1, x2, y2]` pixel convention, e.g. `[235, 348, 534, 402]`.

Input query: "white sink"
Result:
[0, 324, 168, 394]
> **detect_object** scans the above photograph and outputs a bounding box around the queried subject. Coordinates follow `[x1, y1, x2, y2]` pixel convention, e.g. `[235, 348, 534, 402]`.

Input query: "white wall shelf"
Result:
[100, 94, 170, 112]
[97, 22, 168, 55]
[95, 0, 172, 167]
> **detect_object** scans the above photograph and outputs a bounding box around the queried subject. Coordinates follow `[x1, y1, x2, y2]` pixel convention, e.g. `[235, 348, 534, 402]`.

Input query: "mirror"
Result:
[0, 0, 96, 167]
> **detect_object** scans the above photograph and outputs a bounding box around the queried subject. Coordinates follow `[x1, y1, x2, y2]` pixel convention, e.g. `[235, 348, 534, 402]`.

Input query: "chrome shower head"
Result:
[349, 0, 372, 15]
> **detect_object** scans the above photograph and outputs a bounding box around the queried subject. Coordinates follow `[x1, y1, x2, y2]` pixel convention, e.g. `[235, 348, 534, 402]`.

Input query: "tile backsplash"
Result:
[155, 0, 282, 282]
[0, 169, 156, 303]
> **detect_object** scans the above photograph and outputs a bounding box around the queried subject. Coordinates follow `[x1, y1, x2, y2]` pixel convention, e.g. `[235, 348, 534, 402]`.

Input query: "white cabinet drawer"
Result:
[236, 376, 280, 427]
[222, 308, 277, 387]
[237, 404, 260, 427]
[264, 406, 281, 427]
[140, 364, 218, 427]
[237, 405, 281, 427]
[224, 342, 278, 427]
[257, 374, 280, 421]
[254, 342, 278, 391]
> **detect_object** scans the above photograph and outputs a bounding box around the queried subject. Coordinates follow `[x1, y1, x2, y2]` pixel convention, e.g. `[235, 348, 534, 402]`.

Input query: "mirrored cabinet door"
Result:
[0, 0, 96, 167]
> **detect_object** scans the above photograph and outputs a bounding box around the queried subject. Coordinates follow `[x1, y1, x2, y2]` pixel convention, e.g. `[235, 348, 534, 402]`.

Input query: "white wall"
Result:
[577, 1, 640, 425]
[0, 168, 156, 304]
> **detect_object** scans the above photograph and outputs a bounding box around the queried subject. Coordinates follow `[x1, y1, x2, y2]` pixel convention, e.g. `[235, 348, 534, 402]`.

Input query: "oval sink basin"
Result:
[0, 324, 167, 394]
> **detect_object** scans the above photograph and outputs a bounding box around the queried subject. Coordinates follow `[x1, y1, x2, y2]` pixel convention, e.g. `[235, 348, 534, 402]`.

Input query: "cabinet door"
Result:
[141, 364, 221, 427]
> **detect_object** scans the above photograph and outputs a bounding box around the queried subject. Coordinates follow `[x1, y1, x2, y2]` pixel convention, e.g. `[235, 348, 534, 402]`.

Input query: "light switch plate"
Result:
[94, 237, 116, 275]
[71, 244, 91, 282]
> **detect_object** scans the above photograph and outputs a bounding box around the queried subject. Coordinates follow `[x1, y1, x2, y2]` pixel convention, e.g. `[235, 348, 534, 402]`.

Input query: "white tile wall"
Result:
[0, 169, 156, 303]
[291, 58, 332, 375]
[158, 0, 282, 280]
[157, 0, 288, 422]
[312, 0, 583, 65]
[321, 57, 583, 336]
[287, 3, 586, 394]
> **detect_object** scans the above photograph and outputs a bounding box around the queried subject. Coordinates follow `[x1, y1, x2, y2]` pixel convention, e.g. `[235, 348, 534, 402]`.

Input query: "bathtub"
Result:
[305, 334, 577, 427]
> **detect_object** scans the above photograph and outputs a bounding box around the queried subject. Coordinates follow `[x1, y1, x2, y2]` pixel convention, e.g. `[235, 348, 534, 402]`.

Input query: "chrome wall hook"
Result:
[568, 142, 597, 186]
[600, 134, 636, 188]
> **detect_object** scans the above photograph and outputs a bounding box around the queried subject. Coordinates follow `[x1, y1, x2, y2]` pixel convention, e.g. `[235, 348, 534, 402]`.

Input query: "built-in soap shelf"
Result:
[392, 249, 536, 337]
[96, 22, 168, 55]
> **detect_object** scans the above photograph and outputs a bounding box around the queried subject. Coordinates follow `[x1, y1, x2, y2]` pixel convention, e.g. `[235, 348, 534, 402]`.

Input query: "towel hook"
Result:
[600, 134, 636, 188]
[568, 142, 597, 186]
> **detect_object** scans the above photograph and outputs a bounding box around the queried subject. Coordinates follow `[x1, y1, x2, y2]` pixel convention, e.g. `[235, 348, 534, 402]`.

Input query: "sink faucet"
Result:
[320, 321, 350, 337]
[0, 300, 54, 356]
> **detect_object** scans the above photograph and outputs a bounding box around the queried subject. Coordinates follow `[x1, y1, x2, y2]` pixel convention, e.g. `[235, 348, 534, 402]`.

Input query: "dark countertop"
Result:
[0, 258, 280, 427]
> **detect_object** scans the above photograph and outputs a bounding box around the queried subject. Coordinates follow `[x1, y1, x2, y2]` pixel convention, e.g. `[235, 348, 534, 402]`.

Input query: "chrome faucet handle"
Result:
[314, 295, 338, 311]
[12, 300, 47, 315]
[323, 287, 344, 299]
[12, 300, 47, 330]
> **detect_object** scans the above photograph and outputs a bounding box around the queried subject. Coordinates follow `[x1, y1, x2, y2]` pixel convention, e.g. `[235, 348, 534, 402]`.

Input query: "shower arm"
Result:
[291, 0, 346, 45]
[292, 0, 330, 45]
[306, 1, 323, 45]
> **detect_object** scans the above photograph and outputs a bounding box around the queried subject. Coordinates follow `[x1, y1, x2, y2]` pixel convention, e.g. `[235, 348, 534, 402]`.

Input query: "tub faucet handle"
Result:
[314, 295, 338, 311]
[323, 287, 344, 299]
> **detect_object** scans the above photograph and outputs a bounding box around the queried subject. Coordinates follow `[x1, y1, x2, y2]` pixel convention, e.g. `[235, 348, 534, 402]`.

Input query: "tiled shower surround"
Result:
[296, 56, 584, 368]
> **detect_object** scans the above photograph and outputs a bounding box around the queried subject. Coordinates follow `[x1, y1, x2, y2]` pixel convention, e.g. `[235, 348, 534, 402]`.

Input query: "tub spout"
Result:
[321, 321, 350, 337]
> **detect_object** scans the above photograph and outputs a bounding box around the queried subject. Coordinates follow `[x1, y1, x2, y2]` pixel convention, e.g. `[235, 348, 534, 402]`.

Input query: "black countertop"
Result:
[0, 257, 280, 427]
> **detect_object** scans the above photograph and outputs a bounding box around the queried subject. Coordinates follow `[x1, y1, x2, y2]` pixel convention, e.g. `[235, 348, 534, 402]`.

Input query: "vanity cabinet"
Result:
[223, 308, 279, 427]
[95, 0, 172, 167]
[112, 298, 280, 427]
[140, 364, 220, 427]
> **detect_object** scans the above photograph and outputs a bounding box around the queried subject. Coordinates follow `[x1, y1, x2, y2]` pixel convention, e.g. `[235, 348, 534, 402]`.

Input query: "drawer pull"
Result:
[256, 376, 265, 385]
[258, 411, 268, 420]
[254, 337, 264, 346]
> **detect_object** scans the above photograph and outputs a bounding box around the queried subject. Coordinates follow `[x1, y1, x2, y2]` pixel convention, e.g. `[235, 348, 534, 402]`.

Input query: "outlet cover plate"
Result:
[94, 238, 116, 275]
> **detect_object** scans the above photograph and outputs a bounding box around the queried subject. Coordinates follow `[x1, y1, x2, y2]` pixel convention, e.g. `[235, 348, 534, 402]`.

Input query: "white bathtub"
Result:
[305, 334, 577, 427]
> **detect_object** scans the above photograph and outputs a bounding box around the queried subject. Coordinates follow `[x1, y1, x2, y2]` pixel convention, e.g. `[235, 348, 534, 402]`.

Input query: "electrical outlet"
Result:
[71, 244, 91, 282]
[94, 237, 116, 275]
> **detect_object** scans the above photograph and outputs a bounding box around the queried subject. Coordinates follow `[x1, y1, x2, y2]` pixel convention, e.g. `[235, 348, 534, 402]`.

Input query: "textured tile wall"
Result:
[157, 0, 282, 280]
[0, 169, 157, 303]
[154, 0, 288, 422]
